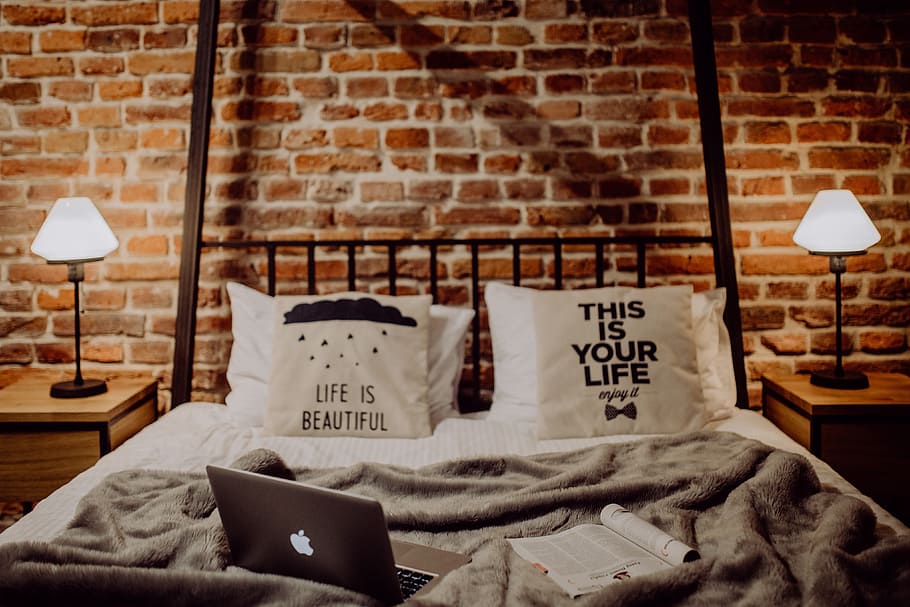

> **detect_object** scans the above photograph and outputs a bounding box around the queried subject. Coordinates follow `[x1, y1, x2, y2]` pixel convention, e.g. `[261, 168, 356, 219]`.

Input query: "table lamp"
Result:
[31, 197, 119, 398]
[792, 189, 881, 389]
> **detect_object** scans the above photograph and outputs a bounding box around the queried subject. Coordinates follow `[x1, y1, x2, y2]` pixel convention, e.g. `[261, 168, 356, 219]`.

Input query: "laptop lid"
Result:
[206, 464, 467, 604]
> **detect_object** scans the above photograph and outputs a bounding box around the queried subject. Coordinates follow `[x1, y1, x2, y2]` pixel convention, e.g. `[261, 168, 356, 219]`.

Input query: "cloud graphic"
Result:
[283, 297, 418, 327]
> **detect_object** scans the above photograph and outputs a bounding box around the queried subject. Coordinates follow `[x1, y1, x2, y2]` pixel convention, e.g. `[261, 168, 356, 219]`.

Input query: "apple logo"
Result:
[290, 529, 314, 556]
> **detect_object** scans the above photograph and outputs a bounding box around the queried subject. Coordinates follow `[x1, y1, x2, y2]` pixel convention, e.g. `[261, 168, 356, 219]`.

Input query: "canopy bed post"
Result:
[172, 0, 220, 406]
[170, 0, 749, 409]
[688, 0, 749, 408]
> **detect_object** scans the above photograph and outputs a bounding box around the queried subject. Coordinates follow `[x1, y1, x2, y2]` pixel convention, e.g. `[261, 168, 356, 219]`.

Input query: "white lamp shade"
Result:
[792, 189, 881, 255]
[31, 197, 119, 263]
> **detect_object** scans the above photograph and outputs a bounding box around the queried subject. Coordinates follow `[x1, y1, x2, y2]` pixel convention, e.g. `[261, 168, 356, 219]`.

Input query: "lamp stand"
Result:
[809, 255, 869, 390]
[50, 262, 107, 398]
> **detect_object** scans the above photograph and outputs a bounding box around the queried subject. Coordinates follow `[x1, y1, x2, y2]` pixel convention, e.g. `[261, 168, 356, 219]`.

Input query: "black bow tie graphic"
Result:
[604, 402, 637, 421]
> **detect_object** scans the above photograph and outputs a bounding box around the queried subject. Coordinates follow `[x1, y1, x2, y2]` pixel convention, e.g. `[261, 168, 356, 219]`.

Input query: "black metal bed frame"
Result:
[171, 0, 749, 410]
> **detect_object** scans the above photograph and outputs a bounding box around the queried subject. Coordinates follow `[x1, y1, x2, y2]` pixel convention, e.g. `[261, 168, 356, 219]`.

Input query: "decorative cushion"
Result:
[484, 282, 735, 424]
[531, 285, 705, 438]
[265, 293, 432, 438]
[224, 282, 473, 428]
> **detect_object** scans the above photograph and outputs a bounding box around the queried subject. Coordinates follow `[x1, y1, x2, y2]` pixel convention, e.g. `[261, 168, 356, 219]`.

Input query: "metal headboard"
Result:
[171, 0, 748, 409]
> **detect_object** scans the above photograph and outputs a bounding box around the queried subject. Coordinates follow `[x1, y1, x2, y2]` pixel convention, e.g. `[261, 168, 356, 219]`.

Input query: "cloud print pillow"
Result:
[532, 285, 705, 438]
[265, 293, 432, 438]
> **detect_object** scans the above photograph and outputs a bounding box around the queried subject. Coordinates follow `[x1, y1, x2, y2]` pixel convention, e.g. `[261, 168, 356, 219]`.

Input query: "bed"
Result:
[2, 1, 910, 605]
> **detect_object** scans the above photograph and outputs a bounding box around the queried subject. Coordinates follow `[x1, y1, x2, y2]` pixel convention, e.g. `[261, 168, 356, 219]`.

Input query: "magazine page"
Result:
[507, 524, 671, 597]
[600, 504, 699, 565]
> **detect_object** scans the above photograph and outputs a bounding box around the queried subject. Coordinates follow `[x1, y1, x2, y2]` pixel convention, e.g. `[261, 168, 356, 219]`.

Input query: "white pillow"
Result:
[265, 293, 432, 438]
[532, 285, 704, 437]
[224, 282, 474, 427]
[484, 282, 736, 423]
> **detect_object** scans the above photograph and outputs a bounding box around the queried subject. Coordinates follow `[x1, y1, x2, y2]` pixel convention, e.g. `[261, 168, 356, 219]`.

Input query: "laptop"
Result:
[206, 465, 470, 605]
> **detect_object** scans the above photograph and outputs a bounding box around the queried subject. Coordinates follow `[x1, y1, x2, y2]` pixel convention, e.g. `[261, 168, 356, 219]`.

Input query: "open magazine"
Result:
[508, 504, 700, 597]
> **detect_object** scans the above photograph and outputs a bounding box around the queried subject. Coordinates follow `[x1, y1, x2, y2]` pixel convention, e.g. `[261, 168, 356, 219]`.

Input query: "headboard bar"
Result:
[191, 234, 740, 411]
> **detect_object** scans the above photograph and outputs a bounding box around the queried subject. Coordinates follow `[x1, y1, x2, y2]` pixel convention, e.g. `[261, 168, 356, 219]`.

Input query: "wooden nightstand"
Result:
[0, 375, 158, 505]
[761, 372, 910, 525]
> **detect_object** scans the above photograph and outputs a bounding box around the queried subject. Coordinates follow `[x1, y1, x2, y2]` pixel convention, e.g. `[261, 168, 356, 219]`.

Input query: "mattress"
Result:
[1, 403, 905, 545]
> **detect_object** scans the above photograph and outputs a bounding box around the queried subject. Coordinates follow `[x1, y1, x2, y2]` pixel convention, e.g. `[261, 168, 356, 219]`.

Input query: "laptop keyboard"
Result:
[396, 567, 436, 599]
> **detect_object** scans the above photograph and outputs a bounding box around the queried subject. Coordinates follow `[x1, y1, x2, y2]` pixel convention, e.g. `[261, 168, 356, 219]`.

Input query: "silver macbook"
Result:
[206, 465, 470, 604]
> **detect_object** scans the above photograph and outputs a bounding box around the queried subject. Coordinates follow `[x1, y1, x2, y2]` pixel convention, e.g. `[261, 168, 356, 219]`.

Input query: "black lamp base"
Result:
[50, 378, 108, 399]
[809, 369, 869, 390]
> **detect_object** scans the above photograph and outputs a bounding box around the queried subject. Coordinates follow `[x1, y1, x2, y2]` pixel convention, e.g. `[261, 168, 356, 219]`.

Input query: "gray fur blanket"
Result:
[1, 431, 908, 606]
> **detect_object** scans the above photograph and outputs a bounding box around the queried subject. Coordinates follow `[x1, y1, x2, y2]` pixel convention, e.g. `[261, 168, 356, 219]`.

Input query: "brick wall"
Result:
[1, 0, 908, 408]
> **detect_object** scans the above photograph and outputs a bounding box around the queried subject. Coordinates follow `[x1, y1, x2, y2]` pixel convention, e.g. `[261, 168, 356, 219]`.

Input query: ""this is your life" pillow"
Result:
[532, 285, 705, 438]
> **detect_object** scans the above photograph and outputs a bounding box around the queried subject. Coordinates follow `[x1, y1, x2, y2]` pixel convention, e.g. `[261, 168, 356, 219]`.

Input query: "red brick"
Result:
[840, 175, 882, 196]
[434, 206, 520, 225]
[43, 131, 89, 154]
[859, 331, 906, 354]
[728, 97, 814, 117]
[105, 262, 179, 281]
[0, 344, 32, 364]
[391, 155, 428, 172]
[640, 70, 686, 91]
[284, 1, 374, 22]
[496, 26, 534, 46]
[130, 340, 172, 364]
[448, 26, 492, 45]
[285, 128, 328, 149]
[376, 51, 421, 71]
[586, 97, 669, 121]
[333, 127, 379, 149]
[294, 153, 380, 173]
[823, 96, 891, 118]
[72, 2, 157, 26]
[741, 306, 787, 330]
[8, 56, 74, 78]
[81, 341, 124, 363]
[221, 100, 301, 122]
[2, 158, 88, 179]
[145, 27, 188, 49]
[79, 57, 125, 76]
[0, 31, 31, 54]
[39, 29, 87, 52]
[742, 177, 786, 197]
[790, 305, 834, 329]
[2, 4, 65, 25]
[99, 80, 143, 100]
[361, 182, 404, 202]
[810, 331, 856, 356]
[742, 254, 828, 276]
[767, 281, 809, 299]
[363, 103, 408, 121]
[435, 153, 478, 173]
[537, 100, 580, 120]
[346, 77, 387, 97]
[457, 180, 500, 202]
[337, 205, 427, 227]
[329, 52, 373, 72]
[726, 150, 800, 170]
[808, 147, 891, 170]
[760, 333, 807, 354]
[386, 128, 429, 149]
[36, 287, 73, 311]
[34, 341, 75, 363]
[503, 178, 544, 200]
[77, 106, 121, 127]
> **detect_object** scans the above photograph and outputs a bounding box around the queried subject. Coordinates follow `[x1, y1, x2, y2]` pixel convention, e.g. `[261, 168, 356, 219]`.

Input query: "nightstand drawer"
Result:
[0, 375, 158, 504]
[762, 391, 810, 450]
[762, 372, 910, 525]
[0, 430, 101, 503]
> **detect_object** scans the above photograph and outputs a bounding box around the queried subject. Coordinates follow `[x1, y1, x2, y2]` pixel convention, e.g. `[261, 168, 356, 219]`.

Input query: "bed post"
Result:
[688, 0, 749, 408]
[172, 0, 220, 407]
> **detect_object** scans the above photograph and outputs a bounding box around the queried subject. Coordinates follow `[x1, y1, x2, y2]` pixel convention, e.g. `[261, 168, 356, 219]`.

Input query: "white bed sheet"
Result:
[2, 403, 905, 545]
